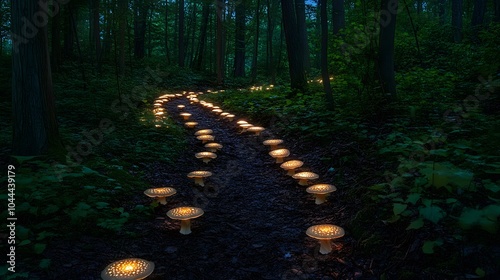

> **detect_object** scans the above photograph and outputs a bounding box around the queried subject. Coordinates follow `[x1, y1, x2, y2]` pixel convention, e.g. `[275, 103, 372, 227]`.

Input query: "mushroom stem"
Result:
[276, 157, 284, 164]
[182, 116, 189, 120]
[298, 179, 308, 186]
[287, 170, 296, 176]
[314, 194, 328, 204]
[157, 197, 167, 205]
[208, 148, 216, 152]
[194, 177, 205, 186]
[270, 145, 278, 150]
[180, 220, 192, 235]
[318, 239, 332, 254]
[202, 158, 210, 163]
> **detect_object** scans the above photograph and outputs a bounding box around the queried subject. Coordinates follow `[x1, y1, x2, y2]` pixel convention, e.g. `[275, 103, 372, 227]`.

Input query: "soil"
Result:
[35, 95, 380, 279]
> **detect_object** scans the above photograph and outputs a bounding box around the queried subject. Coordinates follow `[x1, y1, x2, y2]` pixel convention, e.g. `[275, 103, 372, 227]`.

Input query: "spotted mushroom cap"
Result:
[292, 171, 319, 181]
[263, 139, 284, 146]
[195, 152, 217, 160]
[195, 129, 213, 136]
[306, 224, 345, 240]
[280, 160, 304, 170]
[247, 126, 265, 133]
[187, 171, 213, 178]
[269, 148, 290, 158]
[306, 184, 337, 194]
[101, 258, 155, 280]
[197, 135, 215, 142]
[167, 206, 204, 220]
[144, 187, 177, 198]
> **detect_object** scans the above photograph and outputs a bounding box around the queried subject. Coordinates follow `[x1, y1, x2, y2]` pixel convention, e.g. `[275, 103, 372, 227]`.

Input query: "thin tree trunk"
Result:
[332, 0, 345, 35]
[495, 0, 500, 22]
[295, 0, 309, 71]
[378, 0, 398, 99]
[321, 0, 334, 110]
[233, 0, 246, 77]
[178, 0, 185, 67]
[452, 0, 463, 42]
[118, 0, 127, 75]
[92, 0, 102, 70]
[188, 2, 197, 67]
[63, 4, 75, 59]
[251, 0, 261, 83]
[165, 0, 171, 64]
[439, 0, 446, 24]
[471, 0, 486, 42]
[266, 0, 276, 84]
[12, 0, 61, 155]
[194, 2, 209, 70]
[51, 6, 61, 72]
[216, 0, 225, 85]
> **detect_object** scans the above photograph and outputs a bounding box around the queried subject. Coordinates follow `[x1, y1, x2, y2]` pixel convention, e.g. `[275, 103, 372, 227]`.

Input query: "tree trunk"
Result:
[133, 0, 148, 59]
[11, 0, 61, 155]
[233, 0, 246, 77]
[417, 0, 422, 14]
[321, 0, 334, 110]
[91, 0, 102, 70]
[266, 0, 277, 84]
[118, 0, 127, 75]
[194, 1, 210, 71]
[102, 0, 114, 60]
[295, 0, 309, 71]
[188, 2, 197, 67]
[51, 8, 61, 72]
[63, 4, 75, 59]
[281, 0, 307, 93]
[471, 0, 486, 42]
[165, 1, 171, 64]
[378, 0, 397, 99]
[495, 0, 500, 22]
[216, 0, 225, 85]
[439, 0, 446, 24]
[452, 0, 463, 43]
[178, 0, 185, 67]
[251, 0, 261, 83]
[332, 0, 345, 35]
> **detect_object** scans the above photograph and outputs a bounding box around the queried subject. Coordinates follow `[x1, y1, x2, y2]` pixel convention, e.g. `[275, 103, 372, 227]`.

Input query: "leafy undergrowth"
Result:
[0, 64, 187, 278]
[201, 86, 500, 278]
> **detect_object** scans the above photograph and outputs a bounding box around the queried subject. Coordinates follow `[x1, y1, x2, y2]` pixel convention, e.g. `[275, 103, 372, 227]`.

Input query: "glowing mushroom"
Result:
[167, 207, 204, 235]
[280, 160, 304, 176]
[179, 112, 192, 120]
[184, 122, 198, 128]
[195, 152, 217, 163]
[306, 184, 337, 204]
[101, 258, 155, 280]
[197, 134, 215, 143]
[220, 112, 229, 118]
[187, 171, 212, 186]
[226, 114, 235, 121]
[269, 148, 290, 163]
[205, 143, 223, 152]
[247, 126, 265, 135]
[237, 120, 248, 125]
[306, 224, 345, 254]
[195, 129, 213, 136]
[293, 171, 319, 186]
[212, 109, 223, 114]
[239, 123, 253, 132]
[263, 139, 284, 150]
[143, 187, 177, 205]
[177, 105, 185, 110]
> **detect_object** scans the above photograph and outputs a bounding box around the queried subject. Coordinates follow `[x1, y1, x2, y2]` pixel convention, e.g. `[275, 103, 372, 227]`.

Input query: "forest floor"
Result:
[36, 95, 382, 279]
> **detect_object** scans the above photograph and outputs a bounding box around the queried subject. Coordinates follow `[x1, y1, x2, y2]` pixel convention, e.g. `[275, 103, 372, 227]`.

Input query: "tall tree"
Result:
[178, 0, 185, 66]
[216, 0, 225, 84]
[378, 0, 398, 99]
[51, 7, 62, 71]
[164, 0, 171, 64]
[266, 0, 278, 84]
[11, 0, 61, 155]
[495, 0, 500, 22]
[452, 0, 463, 43]
[91, 0, 102, 69]
[439, 0, 446, 24]
[134, 0, 148, 59]
[233, 0, 246, 77]
[63, 4, 75, 59]
[295, 0, 309, 70]
[321, 0, 334, 109]
[280, 0, 307, 93]
[118, 0, 127, 75]
[251, 0, 261, 83]
[194, 1, 210, 70]
[471, 0, 486, 42]
[332, 0, 345, 35]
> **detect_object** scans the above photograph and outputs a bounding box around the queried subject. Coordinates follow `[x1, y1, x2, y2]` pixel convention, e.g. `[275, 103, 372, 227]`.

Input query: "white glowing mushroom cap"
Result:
[185, 122, 198, 127]
[220, 112, 229, 117]
[237, 120, 248, 125]
[280, 160, 304, 170]
[101, 258, 155, 280]
[239, 123, 253, 128]
[177, 105, 185, 109]
[144, 187, 177, 198]
[187, 171, 213, 178]
[306, 184, 337, 194]
[179, 112, 192, 117]
[263, 139, 284, 146]
[247, 126, 265, 133]
[197, 135, 215, 142]
[269, 148, 290, 158]
[293, 171, 319, 180]
[195, 129, 213, 136]
[205, 143, 223, 151]
[306, 224, 345, 240]
[167, 206, 204, 220]
[195, 152, 217, 159]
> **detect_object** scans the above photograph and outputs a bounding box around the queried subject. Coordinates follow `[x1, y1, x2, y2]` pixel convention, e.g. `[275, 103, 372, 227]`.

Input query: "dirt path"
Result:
[39, 95, 374, 279]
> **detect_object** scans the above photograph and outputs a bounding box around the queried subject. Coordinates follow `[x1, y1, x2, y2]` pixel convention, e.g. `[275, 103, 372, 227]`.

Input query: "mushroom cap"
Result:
[280, 160, 304, 170]
[220, 112, 229, 117]
[212, 106, 220, 109]
[144, 187, 177, 198]
[247, 126, 265, 133]
[167, 206, 204, 220]
[179, 112, 192, 117]
[101, 258, 155, 280]
[269, 148, 290, 158]
[184, 122, 198, 127]
[177, 105, 185, 109]
[175, 93, 182, 97]
[187, 171, 213, 178]
[197, 135, 215, 141]
[226, 114, 235, 118]
[263, 139, 284, 146]
[293, 171, 319, 180]
[306, 184, 337, 194]
[237, 120, 248, 125]
[195, 129, 213, 136]
[205, 143, 223, 150]
[240, 123, 253, 128]
[306, 224, 345, 240]
[195, 152, 217, 159]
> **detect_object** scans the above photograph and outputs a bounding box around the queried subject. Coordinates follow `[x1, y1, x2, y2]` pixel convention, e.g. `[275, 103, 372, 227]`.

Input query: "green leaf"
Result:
[41, 204, 60, 215]
[34, 243, 47, 254]
[484, 182, 500, 193]
[458, 208, 482, 229]
[393, 203, 408, 216]
[406, 193, 421, 205]
[39, 259, 51, 269]
[406, 218, 424, 230]
[95, 202, 110, 209]
[475, 267, 486, 278]
[18, 240, 31, 246]
[422, 239, 443, 254]
[419, 205, 446, 224]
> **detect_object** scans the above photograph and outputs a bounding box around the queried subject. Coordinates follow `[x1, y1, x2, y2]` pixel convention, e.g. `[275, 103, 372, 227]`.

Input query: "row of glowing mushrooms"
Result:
[187, 92, 346, 256]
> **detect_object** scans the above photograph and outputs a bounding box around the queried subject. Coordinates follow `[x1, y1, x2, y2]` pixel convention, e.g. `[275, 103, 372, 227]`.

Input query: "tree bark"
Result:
[332, 0, 345, 35]
[91, 0, 102, 70]
[251, 0, 261, 83]
[266, 0, 277, 84]
[194, 1, 210, 71]
[118, 0, 127, 75]
[452, 0, 463, 43]
[178, 0, 185, 66]
[165, 0, 171, 64]
[321, 0, 334, 110]
[233, 0, 246, 77]
[295, 0, 309, 70]
[216, 0, 225, 85]
[378, 0, 398, 99]
[63, 3, 75, 59]
[11, 0, 61, 155]
[281, 0, 307, 93]
[51, 7, 61, 72]
[471, 0, 486, 42]
[438, 0, 446, 25]
[134, 0, 148, 59]
[495, 0, 500, 22]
